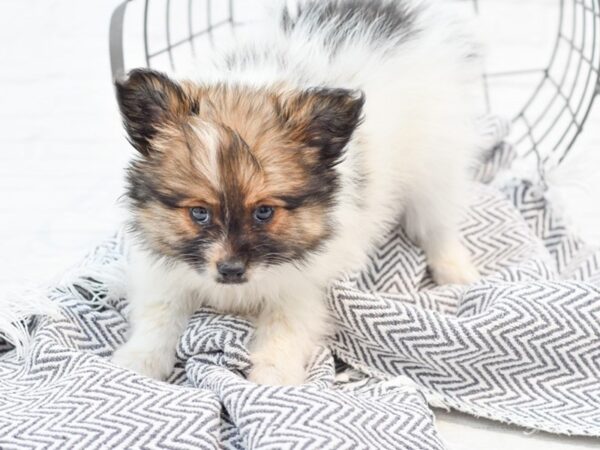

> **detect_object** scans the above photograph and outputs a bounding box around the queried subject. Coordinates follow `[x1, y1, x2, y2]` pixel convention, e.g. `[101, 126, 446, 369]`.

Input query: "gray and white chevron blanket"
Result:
[1, 120, 600, 449]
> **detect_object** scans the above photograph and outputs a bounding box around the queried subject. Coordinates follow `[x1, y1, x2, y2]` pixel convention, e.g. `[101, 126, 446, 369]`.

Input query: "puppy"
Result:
[112, 0, 480, 385]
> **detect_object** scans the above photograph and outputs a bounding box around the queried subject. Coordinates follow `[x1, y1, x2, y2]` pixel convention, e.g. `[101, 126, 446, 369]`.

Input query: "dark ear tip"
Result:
[340, 89, 365, 111]
[352, 89, 366, 106]
[114, 68, 144, 88]
[114, 68, 171, 90]
[347, 89, 366, 115]
[321, 87, 366, 114]
[333, 89, 365, 125]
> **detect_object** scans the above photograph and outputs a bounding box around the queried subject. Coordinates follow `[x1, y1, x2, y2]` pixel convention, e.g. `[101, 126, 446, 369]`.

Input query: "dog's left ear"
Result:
[282, 88, 365, 164]
[115, 68, 196, 156]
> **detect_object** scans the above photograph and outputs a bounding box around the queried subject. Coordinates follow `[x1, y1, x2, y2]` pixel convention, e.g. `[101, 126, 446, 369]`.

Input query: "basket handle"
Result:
[109, 0, 130, 81]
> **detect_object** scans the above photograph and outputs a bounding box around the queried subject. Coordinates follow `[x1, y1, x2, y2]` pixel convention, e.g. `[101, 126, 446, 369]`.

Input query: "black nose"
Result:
[216, 260, 246, 283]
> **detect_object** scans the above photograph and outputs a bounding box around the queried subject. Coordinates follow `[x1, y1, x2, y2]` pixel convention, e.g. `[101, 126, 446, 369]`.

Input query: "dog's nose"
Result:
[216, 260, 246, 282]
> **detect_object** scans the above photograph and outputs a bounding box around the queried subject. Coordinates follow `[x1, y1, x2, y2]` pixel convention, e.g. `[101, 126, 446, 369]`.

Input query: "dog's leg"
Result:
[247, 286, 328, 385]
[112, 254, 195, 380]
[403, 192, 479, 285]
[112, 296, 193, 380]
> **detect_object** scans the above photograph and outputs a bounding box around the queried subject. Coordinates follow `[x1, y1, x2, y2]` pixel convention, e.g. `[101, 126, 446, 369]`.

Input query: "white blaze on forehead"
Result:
[190, 120, 221, 187]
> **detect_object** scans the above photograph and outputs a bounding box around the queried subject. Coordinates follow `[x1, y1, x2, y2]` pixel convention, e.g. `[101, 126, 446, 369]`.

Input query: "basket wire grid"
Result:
[110, 0, 600, 175]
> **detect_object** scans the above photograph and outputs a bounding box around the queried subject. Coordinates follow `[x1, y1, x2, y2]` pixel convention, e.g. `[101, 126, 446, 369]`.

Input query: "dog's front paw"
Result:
[247, 357, 306, 386]
[112, 343, 174, 380]
[429, 244, 480, 285]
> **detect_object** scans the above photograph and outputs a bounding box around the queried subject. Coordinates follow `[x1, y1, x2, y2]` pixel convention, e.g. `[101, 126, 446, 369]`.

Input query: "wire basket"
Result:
[109, 0, 600, 174]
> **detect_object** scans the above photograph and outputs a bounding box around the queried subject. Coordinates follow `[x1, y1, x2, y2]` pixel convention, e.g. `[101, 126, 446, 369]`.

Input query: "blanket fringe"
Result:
[0, 233, 128, 358]
[0, 285, 61, 358]
[55, 258, 128, 311]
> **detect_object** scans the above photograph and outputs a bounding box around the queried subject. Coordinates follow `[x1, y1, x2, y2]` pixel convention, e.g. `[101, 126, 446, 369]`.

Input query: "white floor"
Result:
[1, 0, 599, 448]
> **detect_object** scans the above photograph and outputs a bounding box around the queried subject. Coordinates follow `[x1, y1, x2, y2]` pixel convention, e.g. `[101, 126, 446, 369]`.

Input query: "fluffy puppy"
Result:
[112, 0, 480, 385]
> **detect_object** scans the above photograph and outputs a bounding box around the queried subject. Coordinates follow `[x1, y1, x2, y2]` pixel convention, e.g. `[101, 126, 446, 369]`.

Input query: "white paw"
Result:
[112, 343, 175, 380]
[429, 245, 480, 285]
[247, 357, 306, 386]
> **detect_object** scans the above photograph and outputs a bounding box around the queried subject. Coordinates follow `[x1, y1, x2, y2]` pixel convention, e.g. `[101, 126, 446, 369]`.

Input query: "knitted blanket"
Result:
[1, 120, 599, 449]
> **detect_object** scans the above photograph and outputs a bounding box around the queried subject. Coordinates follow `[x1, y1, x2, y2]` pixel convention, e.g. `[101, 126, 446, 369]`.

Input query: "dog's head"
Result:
[117, 69, 364, 284]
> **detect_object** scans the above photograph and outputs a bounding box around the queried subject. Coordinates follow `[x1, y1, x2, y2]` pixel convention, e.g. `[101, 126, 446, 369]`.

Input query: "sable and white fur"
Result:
[113, 0, 480, 385]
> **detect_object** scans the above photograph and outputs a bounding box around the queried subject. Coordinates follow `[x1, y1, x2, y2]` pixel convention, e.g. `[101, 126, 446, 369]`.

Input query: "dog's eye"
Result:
[190, 207, 210, 224]
[253, 206, 274, 223]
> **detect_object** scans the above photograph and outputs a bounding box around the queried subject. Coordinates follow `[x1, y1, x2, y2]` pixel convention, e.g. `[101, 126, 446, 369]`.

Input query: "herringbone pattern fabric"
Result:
[331, 182, 600, 436]
[0, 284, 443, 449]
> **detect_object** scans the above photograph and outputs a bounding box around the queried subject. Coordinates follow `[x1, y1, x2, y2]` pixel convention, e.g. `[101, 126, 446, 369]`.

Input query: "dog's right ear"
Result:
[115, 69, 196, 156]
